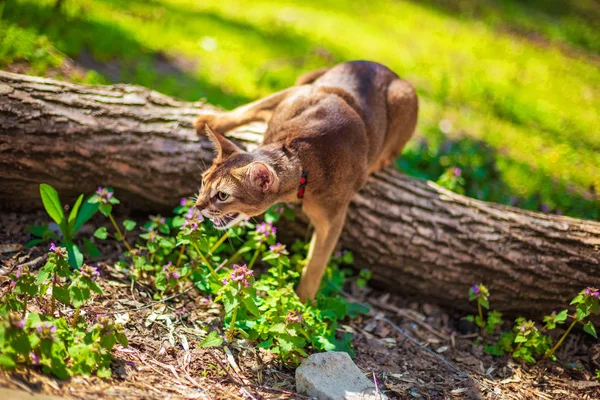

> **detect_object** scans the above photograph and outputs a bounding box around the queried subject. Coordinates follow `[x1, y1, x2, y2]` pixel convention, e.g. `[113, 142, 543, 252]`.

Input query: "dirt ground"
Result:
[1, 211, 599, 399]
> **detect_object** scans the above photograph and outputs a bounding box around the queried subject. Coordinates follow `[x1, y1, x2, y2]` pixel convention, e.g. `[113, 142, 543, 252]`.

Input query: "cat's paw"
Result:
[295, 284, 317, 304]
[193, 113, 222, 134]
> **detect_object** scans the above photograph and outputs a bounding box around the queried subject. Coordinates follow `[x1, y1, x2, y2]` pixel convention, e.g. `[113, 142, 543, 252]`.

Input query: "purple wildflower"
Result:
[256, 222, 276, 237]
[585, 287, 599, 298]
[8, 312, 25, 330]
[80, 264, 100, 280]
[10, 281, 16, 289]
[471, 285, 480, 294]
[222, 278, 228, 285]
[30, 352, 40, 365]
[520, 325, 526, 332]
[453, 168, 462, 177]
[229, 264, 254, 287]
[49, 243, 67, 258]
[334, 251, 342, 258]
[286, 311, 303, 324]
[540, 204, 549, 213]
[172, 271, 180, 280]
[15, 266, 22, 279]
[95, 187, 114, 204]
[269, 243, 288, 255]
[180, 198, 187, 206]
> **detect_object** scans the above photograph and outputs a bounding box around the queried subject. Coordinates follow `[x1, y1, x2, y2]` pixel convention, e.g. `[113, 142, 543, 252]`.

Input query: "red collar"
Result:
[297, 171, 308, 199]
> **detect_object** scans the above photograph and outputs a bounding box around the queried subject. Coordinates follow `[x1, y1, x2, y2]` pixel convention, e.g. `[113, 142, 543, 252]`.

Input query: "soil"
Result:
[1, 211, 599, 400]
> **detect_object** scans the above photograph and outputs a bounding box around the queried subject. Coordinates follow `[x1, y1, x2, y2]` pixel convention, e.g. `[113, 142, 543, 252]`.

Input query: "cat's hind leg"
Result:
[194, 87, 299, 135]
[369, 78, 418, 173]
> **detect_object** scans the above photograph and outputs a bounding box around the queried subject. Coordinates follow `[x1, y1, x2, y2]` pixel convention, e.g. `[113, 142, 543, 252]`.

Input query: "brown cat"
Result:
[194, 60, 418, 301]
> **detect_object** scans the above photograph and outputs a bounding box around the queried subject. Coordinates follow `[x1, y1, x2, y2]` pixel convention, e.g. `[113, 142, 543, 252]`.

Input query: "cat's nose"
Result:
[195, 200, 208, 211]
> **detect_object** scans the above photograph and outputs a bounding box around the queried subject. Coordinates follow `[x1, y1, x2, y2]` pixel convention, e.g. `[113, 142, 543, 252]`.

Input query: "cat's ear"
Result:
[204, 125, 241, 160]
[233, 162, 278, 194]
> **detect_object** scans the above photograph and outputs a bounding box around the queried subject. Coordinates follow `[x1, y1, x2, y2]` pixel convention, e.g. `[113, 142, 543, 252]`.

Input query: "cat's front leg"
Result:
[296, 204, 348, 302]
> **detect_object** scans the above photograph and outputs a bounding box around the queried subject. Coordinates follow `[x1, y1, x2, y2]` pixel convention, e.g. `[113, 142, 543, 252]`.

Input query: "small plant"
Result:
[0, 245, 126, 378]
[435, 167, 465, 194]
[29, 184, 99, 268]
[466, 285, 599, 363]
[465, 284, 503, 336]
[122, 199, 368, 364]
[90, 187, 134, 252]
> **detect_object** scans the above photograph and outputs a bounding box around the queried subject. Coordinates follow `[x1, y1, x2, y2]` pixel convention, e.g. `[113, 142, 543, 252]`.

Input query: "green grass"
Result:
[1, 0, 598, 219]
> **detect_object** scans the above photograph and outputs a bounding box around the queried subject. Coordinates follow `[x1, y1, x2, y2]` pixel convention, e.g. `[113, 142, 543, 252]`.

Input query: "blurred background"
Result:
[1, 0, 598, 220]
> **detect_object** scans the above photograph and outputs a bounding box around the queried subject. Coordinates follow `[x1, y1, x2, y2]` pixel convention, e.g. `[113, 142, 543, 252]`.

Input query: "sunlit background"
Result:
[1, 0, 598, 219]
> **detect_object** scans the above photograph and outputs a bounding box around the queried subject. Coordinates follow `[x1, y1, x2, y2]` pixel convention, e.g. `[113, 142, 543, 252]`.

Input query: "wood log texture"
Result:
[1, 71, 599, 315]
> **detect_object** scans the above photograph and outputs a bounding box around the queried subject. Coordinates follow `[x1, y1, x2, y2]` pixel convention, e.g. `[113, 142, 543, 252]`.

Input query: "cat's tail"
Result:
[295, 67, 329, 85]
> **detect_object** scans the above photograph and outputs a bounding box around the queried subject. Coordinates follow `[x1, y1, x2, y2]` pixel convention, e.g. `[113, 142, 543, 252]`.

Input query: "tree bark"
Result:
[1, 71, 599, 315]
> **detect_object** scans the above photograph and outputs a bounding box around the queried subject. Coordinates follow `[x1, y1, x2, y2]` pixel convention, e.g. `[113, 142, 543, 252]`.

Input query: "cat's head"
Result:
[195, 126, 280, 229]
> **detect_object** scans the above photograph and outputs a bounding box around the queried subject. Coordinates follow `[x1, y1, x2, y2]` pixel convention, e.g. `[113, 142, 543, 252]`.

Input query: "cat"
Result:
[194, 60, 418, 301]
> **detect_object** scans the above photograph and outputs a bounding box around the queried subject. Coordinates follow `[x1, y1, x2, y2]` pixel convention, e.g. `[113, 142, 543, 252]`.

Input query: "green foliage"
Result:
[466, 285, 600, 363]
[30, 184, 99, 268]
[0, 246, 125, 378]
[89, 188, 120, 217]
[124, 198, 368, 364]
[199, 331, 223, 348]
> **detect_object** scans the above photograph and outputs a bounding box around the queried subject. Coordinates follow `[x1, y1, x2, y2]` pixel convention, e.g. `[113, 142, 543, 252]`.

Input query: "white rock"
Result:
[295, 352, 385, 400]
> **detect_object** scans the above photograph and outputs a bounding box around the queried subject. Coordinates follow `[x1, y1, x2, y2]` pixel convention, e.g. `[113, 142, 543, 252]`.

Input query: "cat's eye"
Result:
[217, 191, 230, 201]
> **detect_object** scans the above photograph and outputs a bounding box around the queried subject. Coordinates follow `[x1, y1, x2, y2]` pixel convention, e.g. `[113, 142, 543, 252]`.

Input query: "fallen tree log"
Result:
[1, 71, 599, 315]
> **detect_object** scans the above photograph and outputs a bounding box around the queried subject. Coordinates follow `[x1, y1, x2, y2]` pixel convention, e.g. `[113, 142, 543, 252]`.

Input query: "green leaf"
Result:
[584, 321, 598, 339]
[40, 184, 65, 225]
[27, 225, 48, 237]
[123, 220, 136, 231]
[576, 304, 589, 321]
[116, 332, 128, 347]
[82, 238, 101, 258]
[479, 298, 489, 310]
[154, 275, 167, 291]
[25, 238, 44, 248]
[0, 354, 16, 369]
[98, 203, 112, 217]
[36, 268, 51, 285]
[241, 296, 260, 317]
[570, 294, 584, 305]
[66, 242, 83, 269]
[100, 333, 117, 350]
[514, 334, 528, 343]
[199, 331, 223, 348]
[257, 338, 273, 349]
[89, 280, 104, 295]
[555, 309, 568, 324]
[342, 251, 354, 264]
[97, 366, 112, 378]
[223, 292, 240, 314]
[53, 286, 71, 305]
[68, 194, 84, 233]
[269, 323, 286, 334]
[72, 198, 99, 233]
[70, 286, 90, 308]
[348, 302, 370, 318]
[94, 227, 108, 240]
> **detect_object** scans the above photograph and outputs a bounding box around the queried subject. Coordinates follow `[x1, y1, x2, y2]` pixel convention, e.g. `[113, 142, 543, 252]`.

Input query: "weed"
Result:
[466, 285, 599, 363]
